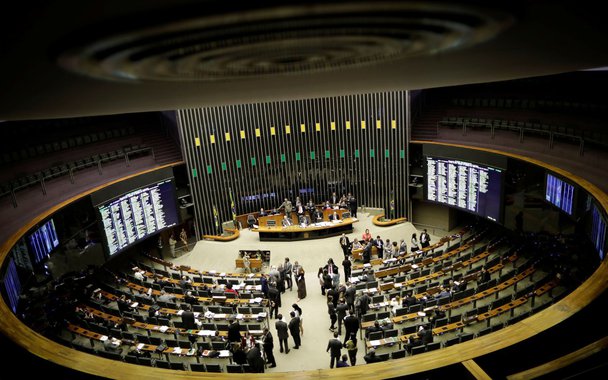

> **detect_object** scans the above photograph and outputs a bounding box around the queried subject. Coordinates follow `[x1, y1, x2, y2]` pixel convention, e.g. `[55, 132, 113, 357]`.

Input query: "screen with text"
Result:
[545, 173, 575, 215]
[425, 156, 504, 222]
[98, 179, 179, 256]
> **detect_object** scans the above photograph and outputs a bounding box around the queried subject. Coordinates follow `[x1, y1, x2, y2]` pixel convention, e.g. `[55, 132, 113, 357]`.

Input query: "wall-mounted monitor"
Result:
[96, 178, 179, 256]
[425, 156, 504, 222]
[545, 173, 575, 215]
[27, 219, 59, 265]
[2, 258, 22, 313]
[591, 203, 606, 260]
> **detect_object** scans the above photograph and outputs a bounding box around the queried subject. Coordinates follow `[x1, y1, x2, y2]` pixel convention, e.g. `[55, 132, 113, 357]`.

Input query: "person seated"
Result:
[299, 214, 309, 226]
[363, 348, 386, 363]
[313, 209, 324, 222]
[225, 283, 239, 297]
[247, 214, 257, 229]
[259, 208, 267, 217]
[329, 211, 340, 221]
[366, 320, 383, 338]
[362, 229, 373, 243]
[351, 239, 363, 250]
[282, 215, 293, 227]
[184, 291, 199, 305]
[271, 208, 279, 215]
[306, 199, 316, 214]
[323, 201, 332, 210]
[405, 334, 423, 353]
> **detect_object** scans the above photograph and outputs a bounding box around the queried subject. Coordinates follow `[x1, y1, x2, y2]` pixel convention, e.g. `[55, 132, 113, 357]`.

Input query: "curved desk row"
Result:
[254, 218, 358, 241]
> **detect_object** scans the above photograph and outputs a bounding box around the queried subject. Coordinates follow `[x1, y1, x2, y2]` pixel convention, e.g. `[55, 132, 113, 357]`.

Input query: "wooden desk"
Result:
[254, 218, 358, 241]
[235, 258, 263, 270]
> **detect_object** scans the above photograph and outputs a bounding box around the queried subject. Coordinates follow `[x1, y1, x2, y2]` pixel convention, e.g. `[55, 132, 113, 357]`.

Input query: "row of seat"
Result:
[0, 126, 136, 166]
[0, 143, 151, 199]
[450, 97, 607, 112]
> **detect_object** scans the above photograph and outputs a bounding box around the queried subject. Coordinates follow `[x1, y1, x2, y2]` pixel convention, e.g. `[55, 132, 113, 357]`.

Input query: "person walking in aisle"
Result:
[326, 332, 343, 368]
[292, 303, 304, 335]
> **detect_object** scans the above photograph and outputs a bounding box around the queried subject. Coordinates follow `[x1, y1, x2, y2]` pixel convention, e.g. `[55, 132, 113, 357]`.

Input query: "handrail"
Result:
[372, 214, 407, 226]
[202, 228, 240, 241]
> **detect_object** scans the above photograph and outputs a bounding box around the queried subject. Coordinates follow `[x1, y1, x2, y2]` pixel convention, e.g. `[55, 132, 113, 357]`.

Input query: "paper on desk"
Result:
[137, 343, 145, 349]
[177, 310, 184, 315]
[159, 326, 169, 333]
[370, 340, 380, 346]
[172, 347, 182, 354]
[219, 350, 230, 357]
[417, 312, 426, 317]
[100, 335, 108, 341]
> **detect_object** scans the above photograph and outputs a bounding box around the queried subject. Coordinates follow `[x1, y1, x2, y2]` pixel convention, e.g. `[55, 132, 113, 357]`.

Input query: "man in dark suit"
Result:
[227, 319, 241, 344]
[274, 314, 289, 354]
[348, 194, 357, 217]
[262, 327, 276, 368]
[246, 343, 266, 373]
[343, 310, 359, 345]
[329, 211, 340, 221]
[420, 229, 431, 248]
[324, 258, 339, 278]
[288, 311, 301, 349]
[363, 241, 373, 264]
[181, 305, 196, 329]
[259, 208, 268, 217]
[339, 234, 351, 258]
[356, 292, 371, 318]
[268, 282, 281, 319]
[326, 332, 343, 368]
[312, 208, 323, 222]
[336, 298, 348, 335]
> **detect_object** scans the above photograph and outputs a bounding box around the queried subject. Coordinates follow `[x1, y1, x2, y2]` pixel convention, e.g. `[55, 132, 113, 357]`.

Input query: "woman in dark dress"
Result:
[296, 267, 307, 301]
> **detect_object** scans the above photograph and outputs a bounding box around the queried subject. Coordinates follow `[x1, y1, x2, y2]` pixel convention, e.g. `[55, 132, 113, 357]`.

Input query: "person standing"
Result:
[268, 282, 281, 319]
[420, 229, 431, 248]
[317, 267, 326, 295]
[278, 198, 293, 217]
[246, 343, 266, 373]
[292, 303, 304, 335]
[339, 234, 351, 258]
[326, 332, 343, 368]
[179, 228, 189, 251]
[288, 311, 301, 349]
[363, 241, 373, 264]
[348, 194, 357, 217]
[275, 314, 289, 354]
[228, 319, 242, 344]
[296, 267, 307, 301]
[342, 256, 352, 281]
[411, 233, 420, 252]
[343, 310, 359, 345]
[284, 257, 293, 291]
[344, 282, 356, 312]
[345, 336, 358, 366]
[327, 295, 337, 331]
[262, 327, 276, 368]
[336, 298, 348, 336]
[168, 233, 177, 258]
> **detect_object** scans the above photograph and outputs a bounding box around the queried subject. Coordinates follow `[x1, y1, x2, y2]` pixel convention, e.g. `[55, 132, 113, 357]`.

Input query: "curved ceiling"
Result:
[1, 0, 608, 120]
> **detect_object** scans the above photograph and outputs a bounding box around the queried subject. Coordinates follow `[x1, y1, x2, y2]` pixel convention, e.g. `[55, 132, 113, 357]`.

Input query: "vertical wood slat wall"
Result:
[177, 91, 409, 236]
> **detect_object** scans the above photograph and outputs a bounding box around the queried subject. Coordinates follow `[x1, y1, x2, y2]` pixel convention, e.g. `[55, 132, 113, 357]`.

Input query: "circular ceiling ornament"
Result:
[57, 2, 514, 82]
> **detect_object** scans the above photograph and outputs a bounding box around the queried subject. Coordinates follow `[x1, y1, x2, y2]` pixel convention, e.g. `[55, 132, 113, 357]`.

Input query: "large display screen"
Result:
[27, 219, 59, 264]
[545, 173, 575, 215]
[591, 203, 606, 260]
[2, 258, 21, 313]
[98, 178, 179, 256]
[425, 156, 504, 222]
